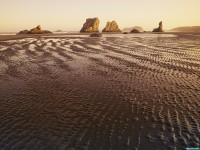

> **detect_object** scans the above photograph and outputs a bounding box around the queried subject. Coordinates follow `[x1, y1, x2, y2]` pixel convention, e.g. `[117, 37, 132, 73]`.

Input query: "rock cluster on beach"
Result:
[102, 21, 122, 32]
[152, 21, 163, 32]
[79, 18, 165, 33]
[17, 19, 165, 35]
[18, 25, 52, 34]
[80, 18, 100, 32]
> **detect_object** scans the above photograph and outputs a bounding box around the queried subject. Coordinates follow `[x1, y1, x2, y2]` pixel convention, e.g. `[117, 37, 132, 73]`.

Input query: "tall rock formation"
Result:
[152, 21, 163, 32]
[18, 25, 52, 34]
[102, 21, 122, 32]
[80, 18, 100, 32]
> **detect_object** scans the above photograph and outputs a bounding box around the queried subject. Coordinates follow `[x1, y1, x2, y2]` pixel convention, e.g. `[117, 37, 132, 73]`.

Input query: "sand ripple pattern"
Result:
[0, 35, 200, 150]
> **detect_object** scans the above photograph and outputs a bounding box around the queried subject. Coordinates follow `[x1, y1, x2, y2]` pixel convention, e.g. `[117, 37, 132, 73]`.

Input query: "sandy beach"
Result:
[0, 33, 200, 149]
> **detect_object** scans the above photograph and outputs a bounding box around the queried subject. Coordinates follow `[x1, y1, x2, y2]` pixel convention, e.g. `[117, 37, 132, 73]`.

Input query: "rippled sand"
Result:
[0, 34, 200, 150]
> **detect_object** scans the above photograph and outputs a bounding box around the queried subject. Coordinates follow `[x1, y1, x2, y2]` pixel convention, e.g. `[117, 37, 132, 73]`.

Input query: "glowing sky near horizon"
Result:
[0, 0, 200, 32]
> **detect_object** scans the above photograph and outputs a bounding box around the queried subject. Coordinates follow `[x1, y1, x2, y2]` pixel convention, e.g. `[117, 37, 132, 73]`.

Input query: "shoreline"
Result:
[0, 32, 200, 41]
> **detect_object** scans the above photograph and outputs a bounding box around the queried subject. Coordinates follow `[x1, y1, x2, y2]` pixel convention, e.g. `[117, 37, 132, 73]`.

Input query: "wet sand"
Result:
[0, 34, 200, 149]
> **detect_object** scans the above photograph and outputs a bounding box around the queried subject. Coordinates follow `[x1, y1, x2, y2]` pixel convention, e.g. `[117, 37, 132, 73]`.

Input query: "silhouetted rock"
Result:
[90, 33, 102, 37]
[152, 21, 163, 32]
[80, 18, 100, 32]
[130, 29, 140, 33]
[18, 25, 52, 34]
[124, 26, 144, 32]
[102, 21, 122, 32]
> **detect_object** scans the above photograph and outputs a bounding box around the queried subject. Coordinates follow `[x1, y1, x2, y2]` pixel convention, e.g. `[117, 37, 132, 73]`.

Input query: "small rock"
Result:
[123, 32, 129, 34]
[90, 33, 102, 37]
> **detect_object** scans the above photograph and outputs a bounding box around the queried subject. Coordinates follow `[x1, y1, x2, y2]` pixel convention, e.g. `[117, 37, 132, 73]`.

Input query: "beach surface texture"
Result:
[0, 33, 200, 149]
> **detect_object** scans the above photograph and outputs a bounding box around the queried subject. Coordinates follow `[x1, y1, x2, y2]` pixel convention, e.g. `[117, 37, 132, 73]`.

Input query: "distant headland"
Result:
[169, 26, 200, 32]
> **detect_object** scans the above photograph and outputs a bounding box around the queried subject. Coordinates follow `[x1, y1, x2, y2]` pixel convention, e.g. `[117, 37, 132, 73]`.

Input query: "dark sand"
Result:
[0, 33, 200, 150]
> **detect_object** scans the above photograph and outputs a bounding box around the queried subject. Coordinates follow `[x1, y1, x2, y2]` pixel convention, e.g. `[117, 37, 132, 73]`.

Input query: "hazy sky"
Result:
[0, 0, 200, 32]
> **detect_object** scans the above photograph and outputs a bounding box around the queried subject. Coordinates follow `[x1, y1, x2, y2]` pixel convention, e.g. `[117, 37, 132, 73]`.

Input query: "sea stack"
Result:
[80, 18, 100, 32]
[152, 21, 163, 32]
[102, 21, 122, 32]
[18, 25, 52, 34]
